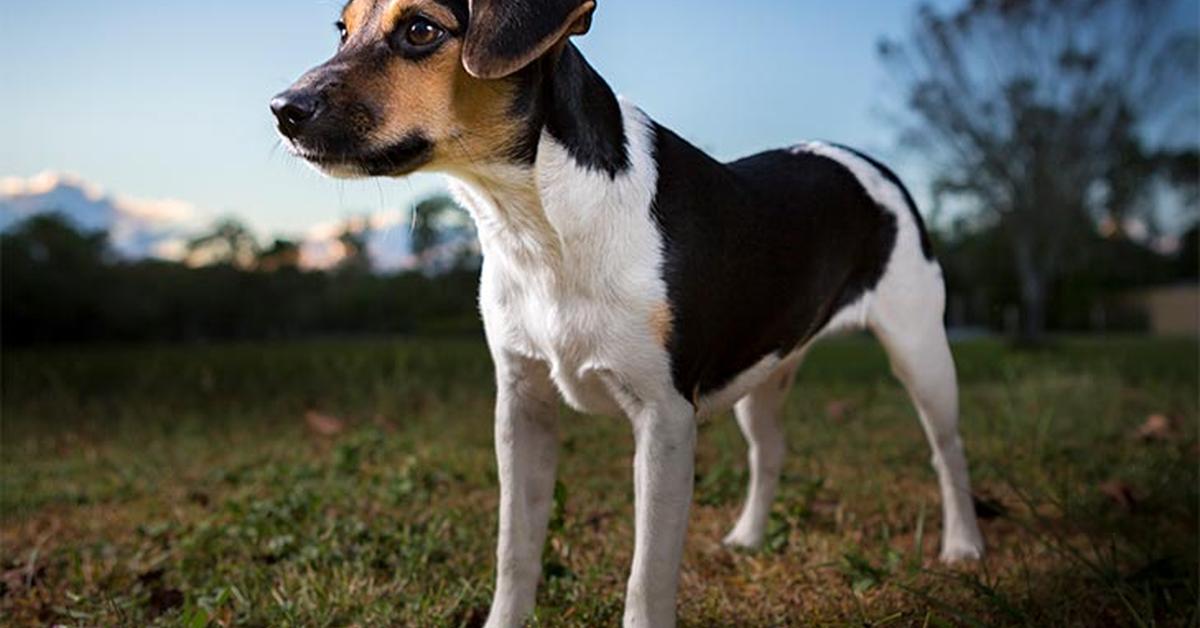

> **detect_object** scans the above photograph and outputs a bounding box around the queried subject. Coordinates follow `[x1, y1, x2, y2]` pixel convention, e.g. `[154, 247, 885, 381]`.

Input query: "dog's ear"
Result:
[463, 0, 597, 79]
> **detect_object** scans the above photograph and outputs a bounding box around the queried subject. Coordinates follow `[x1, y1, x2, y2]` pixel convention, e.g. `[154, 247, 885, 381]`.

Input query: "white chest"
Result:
[449, 102, 673, 413]
[482, 257, 656, 414]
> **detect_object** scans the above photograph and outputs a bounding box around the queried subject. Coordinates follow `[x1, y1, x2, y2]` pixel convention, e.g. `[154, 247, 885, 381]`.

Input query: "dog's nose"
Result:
[270, 92, 320, 138]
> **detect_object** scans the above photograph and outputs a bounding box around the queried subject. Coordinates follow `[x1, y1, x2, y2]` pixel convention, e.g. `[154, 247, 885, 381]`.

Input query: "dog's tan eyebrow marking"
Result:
[340, 0, 372, 32]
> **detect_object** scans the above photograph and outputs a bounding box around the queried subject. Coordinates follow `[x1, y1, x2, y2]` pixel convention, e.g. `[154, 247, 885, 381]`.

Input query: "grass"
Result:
[1, 335, 1197, 627]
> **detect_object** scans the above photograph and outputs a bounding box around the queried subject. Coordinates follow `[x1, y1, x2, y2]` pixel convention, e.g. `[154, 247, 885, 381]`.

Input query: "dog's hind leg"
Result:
[870, 271, 984, 563]
[722, 365, 796, 550]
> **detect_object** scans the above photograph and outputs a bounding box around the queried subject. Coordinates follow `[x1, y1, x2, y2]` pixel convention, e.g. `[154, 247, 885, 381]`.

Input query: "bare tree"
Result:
[881, 0, 1198, 341]
[410, 195, 457, 263]
[336, 217, 373, 274]
[256, 238, 302, 273]
[410, 194, 476, 271]
[186, 218, 261, 269]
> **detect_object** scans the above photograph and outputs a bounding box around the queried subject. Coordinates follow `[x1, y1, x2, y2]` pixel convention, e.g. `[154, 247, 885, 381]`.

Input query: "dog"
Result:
[272, 1, 986, 625]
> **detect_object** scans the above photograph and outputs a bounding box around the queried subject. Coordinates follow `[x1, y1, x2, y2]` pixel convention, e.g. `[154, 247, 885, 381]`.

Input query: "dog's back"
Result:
[650, 123, 932, 405]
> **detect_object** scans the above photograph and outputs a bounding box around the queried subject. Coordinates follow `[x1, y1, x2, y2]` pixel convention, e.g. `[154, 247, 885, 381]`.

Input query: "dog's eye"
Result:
[335, 21, 348, 44]
[405, 17, 445, 48]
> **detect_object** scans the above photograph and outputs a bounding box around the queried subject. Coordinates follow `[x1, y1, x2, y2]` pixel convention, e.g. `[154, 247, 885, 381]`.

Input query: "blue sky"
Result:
[2, 0, 958, 236]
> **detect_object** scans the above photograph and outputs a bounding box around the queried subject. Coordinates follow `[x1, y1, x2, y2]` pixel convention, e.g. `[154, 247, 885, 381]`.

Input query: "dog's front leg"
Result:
[624, 395, 697, 628]
[485, 354, 560, 628]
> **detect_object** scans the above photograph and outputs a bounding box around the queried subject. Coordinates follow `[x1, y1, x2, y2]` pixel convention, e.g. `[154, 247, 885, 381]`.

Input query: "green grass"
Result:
[2, 336, 1197, 627]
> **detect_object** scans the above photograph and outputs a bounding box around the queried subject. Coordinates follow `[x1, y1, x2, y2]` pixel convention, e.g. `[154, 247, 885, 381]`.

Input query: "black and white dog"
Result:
[272, 0, 985, 625]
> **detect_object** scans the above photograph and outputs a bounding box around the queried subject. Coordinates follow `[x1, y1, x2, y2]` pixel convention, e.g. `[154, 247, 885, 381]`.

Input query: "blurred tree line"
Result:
[2, 202, 1193, 348]
[937, 220, 1197, 333]
[1, 210, 482, 347]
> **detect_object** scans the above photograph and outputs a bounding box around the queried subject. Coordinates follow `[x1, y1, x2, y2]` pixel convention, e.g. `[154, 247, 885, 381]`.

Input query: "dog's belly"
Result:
[551, 367, 625, 415]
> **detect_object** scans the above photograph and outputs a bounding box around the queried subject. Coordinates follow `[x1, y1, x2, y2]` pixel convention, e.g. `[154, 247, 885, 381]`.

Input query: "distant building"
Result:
[1123, 284, 1199, 336]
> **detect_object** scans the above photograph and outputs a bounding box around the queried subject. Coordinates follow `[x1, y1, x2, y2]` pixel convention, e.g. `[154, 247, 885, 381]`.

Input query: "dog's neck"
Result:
[446, 43, 637, 270]
[539, 43, 630, 178]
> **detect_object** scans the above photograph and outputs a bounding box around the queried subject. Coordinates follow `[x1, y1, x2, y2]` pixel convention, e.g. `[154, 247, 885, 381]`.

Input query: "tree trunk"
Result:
[1018, 275, 1047, 345]
[1013, 238, 1049, 345]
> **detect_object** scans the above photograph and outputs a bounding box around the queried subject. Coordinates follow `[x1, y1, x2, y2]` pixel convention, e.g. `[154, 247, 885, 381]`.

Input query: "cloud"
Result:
[0, 172, 473, 272]
[297, 211, 417, 271]
[0, 171, 206, 259]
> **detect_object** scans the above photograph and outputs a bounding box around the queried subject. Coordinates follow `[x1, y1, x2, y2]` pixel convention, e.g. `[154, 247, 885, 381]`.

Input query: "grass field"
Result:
[2, 336, 1197, 627]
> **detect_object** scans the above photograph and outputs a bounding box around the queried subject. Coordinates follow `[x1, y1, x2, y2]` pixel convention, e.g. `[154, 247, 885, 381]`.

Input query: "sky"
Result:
[4, 0, 962, 238]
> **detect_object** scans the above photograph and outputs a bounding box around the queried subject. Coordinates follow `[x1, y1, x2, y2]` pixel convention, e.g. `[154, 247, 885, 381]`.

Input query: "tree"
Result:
[411, 195, 457, 262]
[257, 238, 302, 273]
[186, 218, 261, 269]
[408, 194, 472, 270]
[336, 217, 373, 274]
[1, 214, 112, 344]
[410, 194, 477, 272]
[881, 0, 1198, 341]
[2, 213, 110, 267]
[1177, 223, 1199, 280]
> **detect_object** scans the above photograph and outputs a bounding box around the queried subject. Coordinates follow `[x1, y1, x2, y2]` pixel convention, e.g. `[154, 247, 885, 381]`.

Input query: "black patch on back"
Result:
[831, 144, 934, 260]
[649, 128, 899, 400]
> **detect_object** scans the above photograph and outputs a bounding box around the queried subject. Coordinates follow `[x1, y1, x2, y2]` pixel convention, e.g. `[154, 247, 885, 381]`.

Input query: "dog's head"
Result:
[271, 0, 596, 178]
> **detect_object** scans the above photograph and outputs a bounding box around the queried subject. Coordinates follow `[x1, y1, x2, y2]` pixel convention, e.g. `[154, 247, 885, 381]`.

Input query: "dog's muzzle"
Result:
[270, 89, 323, 140]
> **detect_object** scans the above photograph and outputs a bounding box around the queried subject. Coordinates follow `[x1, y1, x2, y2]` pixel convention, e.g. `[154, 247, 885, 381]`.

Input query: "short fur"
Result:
[273, 2, 985, 626]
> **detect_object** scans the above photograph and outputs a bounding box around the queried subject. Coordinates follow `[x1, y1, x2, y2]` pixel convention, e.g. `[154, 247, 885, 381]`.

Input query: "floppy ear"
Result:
[463, 0, 597, 79]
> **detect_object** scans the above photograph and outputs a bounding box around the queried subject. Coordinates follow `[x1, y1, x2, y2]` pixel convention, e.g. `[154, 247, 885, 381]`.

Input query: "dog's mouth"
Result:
[289, 134, 435, 178]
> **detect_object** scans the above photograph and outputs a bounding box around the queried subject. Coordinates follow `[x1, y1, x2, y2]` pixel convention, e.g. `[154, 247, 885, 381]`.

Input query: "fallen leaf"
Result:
[809, 499, 841, 517]
[1099, 480, 1138, 510]
[186, 490, 211, 508]
[372, 413, 398, 433]
[825, 400, 856, 422]
[1134, 414, 1177, 441]
[305, 410, 346, 437]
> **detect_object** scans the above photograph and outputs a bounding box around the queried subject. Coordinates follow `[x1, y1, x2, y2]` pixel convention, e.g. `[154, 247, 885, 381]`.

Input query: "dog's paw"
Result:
[721, 527, 764, 551]
[939, 539, 984, 564]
